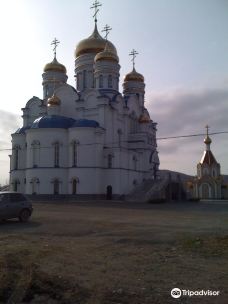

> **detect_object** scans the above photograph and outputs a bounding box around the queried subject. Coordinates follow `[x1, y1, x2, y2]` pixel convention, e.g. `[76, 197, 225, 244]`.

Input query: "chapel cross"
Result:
[129, 49, 139, 69]
[51, 38, 60, 58]
[205, 125, 210, 136]
[90, 0, 102, 23]
[102, 24, 112, 40]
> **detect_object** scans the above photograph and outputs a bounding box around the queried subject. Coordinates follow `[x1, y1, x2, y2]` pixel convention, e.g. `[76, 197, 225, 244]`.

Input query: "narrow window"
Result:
[117, 129, 122, 147]
[53, 179, 59, 195]
[83, 70, 87, 89]
[32, 141, 40, 168]
[72, 141, 77, 167]
[108, 154, 112, 168]
[99, 75, 103, 88]
[72, 179, 77, 195]
[54, 143, 60, 167]
[133, 156, 137, 171]
[108, 75, 112, 88]
[14, 148, 19, 170]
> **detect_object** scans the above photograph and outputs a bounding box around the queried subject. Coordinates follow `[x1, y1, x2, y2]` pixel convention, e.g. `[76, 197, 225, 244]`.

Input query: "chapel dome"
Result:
[138, 111, 151, 123]
[94, 42, 119, 63]
[124, 67, 144, 83]
[44, 57, 67, 74]
[204, 135, 212, 145]
[75, 24, 117, 58]
[47, 93, 61, 106]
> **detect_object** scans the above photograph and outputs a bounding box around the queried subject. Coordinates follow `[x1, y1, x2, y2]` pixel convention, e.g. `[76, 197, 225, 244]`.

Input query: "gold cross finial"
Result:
[102, 24, 112, 40]
[51, 38, 60, 59]
[90, 0, 102, 23]
[205, 125, 210, 136]
[129, 49, 139, 69]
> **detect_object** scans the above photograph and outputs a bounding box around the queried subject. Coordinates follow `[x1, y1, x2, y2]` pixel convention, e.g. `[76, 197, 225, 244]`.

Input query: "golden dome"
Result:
[94, 42, 119, 63]
[44, 57, 67, 74]
[138, 112, 150, 123]
[124, 67, 144, 83]
[75, 24, 117, 58]
[47, 93, 61, 106]
[204, 135, 212, 145]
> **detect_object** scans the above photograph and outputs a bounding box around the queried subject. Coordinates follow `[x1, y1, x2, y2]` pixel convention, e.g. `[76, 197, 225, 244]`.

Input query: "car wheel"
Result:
[19, 209, 31, 222]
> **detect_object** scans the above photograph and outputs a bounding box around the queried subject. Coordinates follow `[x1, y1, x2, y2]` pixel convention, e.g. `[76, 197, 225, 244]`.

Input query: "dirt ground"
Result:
[0, 200, 228, 304]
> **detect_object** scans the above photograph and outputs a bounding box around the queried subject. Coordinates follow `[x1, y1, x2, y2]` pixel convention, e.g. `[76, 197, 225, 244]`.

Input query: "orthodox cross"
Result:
[102, 24, 112, 40]
[90, 0, 102, 23]
[129, 49, 138, 69]
[51, 38, 60, 58]
[205, 125, 210, 136]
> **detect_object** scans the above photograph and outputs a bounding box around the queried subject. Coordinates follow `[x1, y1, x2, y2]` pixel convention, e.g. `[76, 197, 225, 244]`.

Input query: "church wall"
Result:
[25, 168, 68, 194]
[26, 129, 69, 169]
[55, 85, 79, 119]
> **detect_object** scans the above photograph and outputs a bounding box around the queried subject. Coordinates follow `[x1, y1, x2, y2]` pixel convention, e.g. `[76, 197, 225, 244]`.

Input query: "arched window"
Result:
[108, 154, 113, 168]
[12, 179, 20, 192]
[13, 145, 20, 170]
[108, 75, 112, 88]
[99, 75, 103, 88]
[53, 142, 60, 167]
[45, 85, 49, 97]
[83, 70, 87, 89]
[31, 140, 40, 168]
[53, 179, 60, 195]
[72, 141, 78, 167]
[71, 177, 79, 195]
[130, 112, 137, 133]
[117, 129, 122, 147]
[133, 155, 137, 171]
[15, 149, 19, 170]
[30, 177, 39, 195]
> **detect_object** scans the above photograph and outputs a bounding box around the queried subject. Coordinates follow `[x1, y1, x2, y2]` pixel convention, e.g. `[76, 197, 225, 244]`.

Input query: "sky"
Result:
[0, 0, 228, 184]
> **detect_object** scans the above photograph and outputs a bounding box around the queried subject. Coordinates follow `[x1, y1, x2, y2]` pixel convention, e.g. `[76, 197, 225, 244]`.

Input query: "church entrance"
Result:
[72, 179, 77, 195]
[202, 183, 210, 199]
[53, 180, 59, 195]
[106, 185, 112, 200]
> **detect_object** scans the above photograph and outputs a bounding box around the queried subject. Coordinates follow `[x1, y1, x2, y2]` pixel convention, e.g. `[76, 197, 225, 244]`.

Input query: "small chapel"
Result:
[192, 126, 223, 199]
[9, 1, 159, 197]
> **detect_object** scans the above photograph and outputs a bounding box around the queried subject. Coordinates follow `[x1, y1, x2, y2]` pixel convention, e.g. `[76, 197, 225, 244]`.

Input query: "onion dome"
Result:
[124, 67, 144, 83]
[138, 111, 151, 123]
[204, 135, 212, 145]
[47, 93, 61, 107]
[75, 24, 116, 58]
[44, 57, 67, 74]
[94, 42, 119, 63]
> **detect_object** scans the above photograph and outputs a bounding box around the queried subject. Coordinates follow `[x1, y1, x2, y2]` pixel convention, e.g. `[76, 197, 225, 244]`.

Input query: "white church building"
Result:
[9, 3, 159, 198]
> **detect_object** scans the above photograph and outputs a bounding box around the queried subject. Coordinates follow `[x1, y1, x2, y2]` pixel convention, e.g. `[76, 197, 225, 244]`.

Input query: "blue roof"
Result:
[72, 119, 99, 128]
[31, 115, 75, 129]
[30, 115, 99, 129]
[15, 126, 31, 134]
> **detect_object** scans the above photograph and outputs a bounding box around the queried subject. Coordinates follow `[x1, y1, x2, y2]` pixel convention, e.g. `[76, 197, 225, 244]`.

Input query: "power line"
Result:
[157, 131, 228, 140]
[0, 131, 227, 152]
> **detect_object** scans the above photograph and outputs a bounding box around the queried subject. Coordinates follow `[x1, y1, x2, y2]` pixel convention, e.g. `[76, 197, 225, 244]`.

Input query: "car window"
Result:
[9, 193, 26, 202]
[0, 194, 9, 203]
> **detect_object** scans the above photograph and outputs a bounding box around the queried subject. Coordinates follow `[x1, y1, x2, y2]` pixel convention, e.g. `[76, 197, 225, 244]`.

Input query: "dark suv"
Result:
[0, 192, 33, 222]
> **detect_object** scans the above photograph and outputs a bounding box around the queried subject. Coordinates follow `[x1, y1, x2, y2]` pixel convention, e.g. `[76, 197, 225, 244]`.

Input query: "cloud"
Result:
[0, 110, 21, 184]
[147, 86, 228, 175]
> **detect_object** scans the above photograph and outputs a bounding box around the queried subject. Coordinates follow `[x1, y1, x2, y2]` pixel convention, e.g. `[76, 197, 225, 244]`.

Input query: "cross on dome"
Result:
[102, 24, 112, 40]
[51, 38, 60, 59]
[90, 0, 102, 23]
[129, 49, 139, 69]
[205, 125, 210, 136]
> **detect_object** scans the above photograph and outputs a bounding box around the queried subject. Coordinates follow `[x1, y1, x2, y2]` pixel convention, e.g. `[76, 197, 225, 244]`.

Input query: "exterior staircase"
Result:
[126, 178, 169, 202]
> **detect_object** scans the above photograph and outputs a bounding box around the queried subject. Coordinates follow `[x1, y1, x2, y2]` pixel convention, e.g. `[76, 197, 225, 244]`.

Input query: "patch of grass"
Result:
[180, 235, 228, 257]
